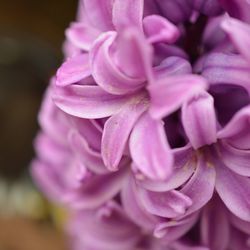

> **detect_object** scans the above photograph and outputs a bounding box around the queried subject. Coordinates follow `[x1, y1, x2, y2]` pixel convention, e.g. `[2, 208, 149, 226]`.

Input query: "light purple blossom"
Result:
[32, 85, 129, 208]
[32, 0, 250, 249]
[200, 195, 250, 250]
[54, 13, 208, 180]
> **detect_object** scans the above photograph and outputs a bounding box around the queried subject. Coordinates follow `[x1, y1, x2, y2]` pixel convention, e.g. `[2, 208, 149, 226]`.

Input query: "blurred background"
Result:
[0, 0, 78, 249]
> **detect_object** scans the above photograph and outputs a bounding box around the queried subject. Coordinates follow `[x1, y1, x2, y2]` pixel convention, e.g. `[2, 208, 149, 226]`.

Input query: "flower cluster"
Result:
[32, 0, 250, 249]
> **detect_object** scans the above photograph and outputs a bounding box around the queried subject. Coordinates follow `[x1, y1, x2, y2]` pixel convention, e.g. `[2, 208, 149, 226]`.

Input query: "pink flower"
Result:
[32, 0, 250, 249]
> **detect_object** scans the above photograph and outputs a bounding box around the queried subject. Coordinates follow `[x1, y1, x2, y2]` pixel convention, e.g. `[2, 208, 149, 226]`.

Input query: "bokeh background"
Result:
[0, 0, 78, 248]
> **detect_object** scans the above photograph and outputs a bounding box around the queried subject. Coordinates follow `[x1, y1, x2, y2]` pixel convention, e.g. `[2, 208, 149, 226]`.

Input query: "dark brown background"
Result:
[0, 1, 78, 249]
[0, 0, 77, 178]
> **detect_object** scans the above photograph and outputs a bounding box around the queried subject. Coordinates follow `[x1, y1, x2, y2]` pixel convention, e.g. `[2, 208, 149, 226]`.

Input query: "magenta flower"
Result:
[221, 17, 250, 63]
[68, 201, 141, 250]
[124, 91, 250, 234]
[32, 0, 250, 249]
[32, 85, 129, 209]
[53, 2, 207, 180]
[200, 195, 250, 250]
[68, 200, 209, 250]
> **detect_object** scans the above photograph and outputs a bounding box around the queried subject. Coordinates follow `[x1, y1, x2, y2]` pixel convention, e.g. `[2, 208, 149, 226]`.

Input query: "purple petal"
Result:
[63, 157, 92, 190]
[203, 16, 227, 50]
[137, 188, 193, 218]
[170, 242, 209, 250]
[154, 44, 188, 63]
[52, 157, 88, 198]
[90, 31, 149, 95]
[215, 162, 250, 221]
[66, 22, 100, 51]
[221, 18, 250, 63]
[201, 197, 230, 250]
[209, 83, 250, 126]
[69, 201, 141, 250]
[218, 105, 250, 150]
[154, 212, 199, 242]
[230, 212, 250, 235]
[153, 57, 192, 80]
[38, 85, 71, 144]
[137, 145, 195, 192]
[148, 75, 208, 119]
[34, 132, 70, 167]
[112, 0, 144, 31]
[143, 15, 180, 44]
[63, 39, 82, 58]
[121, 175, 160, 231]
[179, 154, 216, 218]
[114, 26, 153, 80]
[144, 0, 161, 16]
[182, 91, 217, 149]
[155, 0, 192, 24]
[218, 141, 250, 176]
[189, 0, 223, 16]
[202, 52, 250, 94]
[69, 130, 109, 175]
[31, 159, 70, 203]
[229, 228, 250, 250]
[83, 0, 114, 31]
[53, 84, 134, 119]
[65, 167, 128, 209]
[70, 117, 102, 152]
[56, 54, 91, 87]
[219, 0, 250, 23]
[102, 96, 147, 171]
[130, 112, 173, 180]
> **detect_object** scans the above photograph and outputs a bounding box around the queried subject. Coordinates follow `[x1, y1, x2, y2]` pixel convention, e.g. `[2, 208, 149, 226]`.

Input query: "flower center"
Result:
[183, 14, 208, 64]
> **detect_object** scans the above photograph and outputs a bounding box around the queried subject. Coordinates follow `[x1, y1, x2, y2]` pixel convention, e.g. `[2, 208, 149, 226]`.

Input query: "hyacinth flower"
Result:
[200, 195, 250, 250]
[124, 90, 250, 236]
[68, 201, 142, 250]
[33, 106, 208, 249]
[53, 0, 208, 180]
[33, 87, 209, 242]
[32, 85, 130, 209]
[118, 85, 250, 237]
[68, 200, 209, 250]
[221, 17, 250, 63]
[219, 0, 250, 23]
[32, 0, 250, 249]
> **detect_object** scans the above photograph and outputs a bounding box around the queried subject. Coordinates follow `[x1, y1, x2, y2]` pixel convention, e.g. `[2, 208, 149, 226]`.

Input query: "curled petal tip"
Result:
[154, 225, 168, 239]
[55, 54, 91, 87]
[143, 15, 180, 44]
